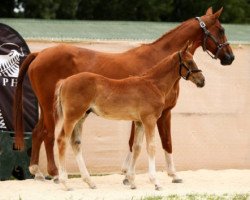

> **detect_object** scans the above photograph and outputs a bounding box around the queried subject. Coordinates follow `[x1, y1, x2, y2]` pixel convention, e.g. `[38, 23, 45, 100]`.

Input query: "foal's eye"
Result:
[187, 60, 193, 65]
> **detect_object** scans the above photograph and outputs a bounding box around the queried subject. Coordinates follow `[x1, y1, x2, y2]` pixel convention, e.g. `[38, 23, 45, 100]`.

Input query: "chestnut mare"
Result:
[14, 7, 234, 182]
[55, 44, 204, 190]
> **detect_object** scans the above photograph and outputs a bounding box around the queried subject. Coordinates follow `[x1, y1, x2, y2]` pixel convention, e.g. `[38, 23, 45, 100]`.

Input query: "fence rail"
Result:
[0, 19, 249, 43]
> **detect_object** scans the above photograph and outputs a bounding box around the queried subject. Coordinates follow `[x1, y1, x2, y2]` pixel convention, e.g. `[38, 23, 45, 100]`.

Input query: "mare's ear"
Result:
[205, 7, 213, 15]
[213, 7, 223, 19]
[181, 41, 190, 54]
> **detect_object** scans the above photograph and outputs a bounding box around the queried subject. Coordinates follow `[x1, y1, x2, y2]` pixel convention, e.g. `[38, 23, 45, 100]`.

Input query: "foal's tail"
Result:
[54, 80, 64, 136]
[14, 52, 38, 150]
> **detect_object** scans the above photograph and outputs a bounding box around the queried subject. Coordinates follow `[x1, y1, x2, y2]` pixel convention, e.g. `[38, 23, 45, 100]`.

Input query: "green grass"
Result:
[141, 193, 250, 200]
[0, 18, 249, 43]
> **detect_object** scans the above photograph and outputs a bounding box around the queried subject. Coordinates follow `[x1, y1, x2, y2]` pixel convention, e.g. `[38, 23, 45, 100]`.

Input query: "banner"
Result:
[0, 23, 38, 132]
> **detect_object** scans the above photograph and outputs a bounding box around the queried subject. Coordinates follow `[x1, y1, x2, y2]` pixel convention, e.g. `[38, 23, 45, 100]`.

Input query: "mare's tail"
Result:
[14, 52, 38, 150]
[54, 80, 64, 137]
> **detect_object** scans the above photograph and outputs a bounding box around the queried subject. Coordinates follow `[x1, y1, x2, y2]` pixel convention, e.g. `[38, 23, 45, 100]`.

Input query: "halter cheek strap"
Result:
[178, 52, 202, 80]
[195, 17, 229, 59]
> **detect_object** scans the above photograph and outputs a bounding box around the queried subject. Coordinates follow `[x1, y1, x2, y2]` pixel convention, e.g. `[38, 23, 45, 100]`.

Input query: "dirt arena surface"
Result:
[0, 41, 249, 199]
[0, 170, 250, 200]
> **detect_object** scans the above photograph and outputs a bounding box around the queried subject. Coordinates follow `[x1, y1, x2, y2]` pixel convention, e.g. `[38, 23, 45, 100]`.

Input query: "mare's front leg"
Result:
[143, 117, 162, 190]
[157, 109, 182, 183]
[70, 117, 96, 189]
[125, 122, 144, 189]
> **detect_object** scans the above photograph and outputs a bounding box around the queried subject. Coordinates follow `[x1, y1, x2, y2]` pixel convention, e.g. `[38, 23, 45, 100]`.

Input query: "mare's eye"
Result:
[219, 28, 225, 35]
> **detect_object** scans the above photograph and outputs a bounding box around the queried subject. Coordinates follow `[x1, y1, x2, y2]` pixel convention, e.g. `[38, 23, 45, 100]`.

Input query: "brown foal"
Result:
[14, 7, 234, 182]
[55, 43, 205, 190]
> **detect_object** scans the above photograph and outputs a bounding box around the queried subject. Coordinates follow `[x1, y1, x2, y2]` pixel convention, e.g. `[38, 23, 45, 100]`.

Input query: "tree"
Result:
[56, 0, 79, 19]
[0, 0, 16, 18]
[21, 0, 60, 19]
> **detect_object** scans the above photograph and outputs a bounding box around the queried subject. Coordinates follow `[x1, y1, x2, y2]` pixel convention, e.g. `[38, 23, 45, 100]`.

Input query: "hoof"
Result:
[123, 178, 130, 185]
[34, 174, 45, 181]
[53, 176, 60, 184]
[172, 178, 183, 183]
[89, 184, 97, 189]
[155, 185, 163, 191]
[130, 185, 137, 190]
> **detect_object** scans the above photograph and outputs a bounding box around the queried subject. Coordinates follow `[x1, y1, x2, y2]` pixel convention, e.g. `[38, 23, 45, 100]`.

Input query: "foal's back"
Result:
[60, 72, 165, 122]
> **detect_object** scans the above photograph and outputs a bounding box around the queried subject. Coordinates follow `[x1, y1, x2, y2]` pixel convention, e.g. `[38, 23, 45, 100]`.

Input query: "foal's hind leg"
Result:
[125, 122, 144, 189]
[57, 119, 76, 190]
[70, 117, 96, 189]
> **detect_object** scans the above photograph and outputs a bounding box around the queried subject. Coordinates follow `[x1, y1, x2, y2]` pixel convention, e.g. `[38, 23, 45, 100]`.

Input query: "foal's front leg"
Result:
[125, 122, 144, 189]
[157, 109, 182, 183]
[143, 118, 162, 190]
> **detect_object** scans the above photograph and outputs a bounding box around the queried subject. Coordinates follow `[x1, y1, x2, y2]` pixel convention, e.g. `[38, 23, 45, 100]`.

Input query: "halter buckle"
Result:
[199, 21, 206, 28]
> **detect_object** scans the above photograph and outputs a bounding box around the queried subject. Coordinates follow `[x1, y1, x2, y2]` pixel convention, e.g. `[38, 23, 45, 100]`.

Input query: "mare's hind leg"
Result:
[43, 111, 59, 179]
[157, 109, 182, 183]
[29, 116, 46, 181]
[70, 116, 96, 189]
[125, 122, 144, 189]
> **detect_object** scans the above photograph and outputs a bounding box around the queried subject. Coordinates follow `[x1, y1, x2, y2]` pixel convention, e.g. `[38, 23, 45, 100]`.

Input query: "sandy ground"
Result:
[0, 170, 250, 200]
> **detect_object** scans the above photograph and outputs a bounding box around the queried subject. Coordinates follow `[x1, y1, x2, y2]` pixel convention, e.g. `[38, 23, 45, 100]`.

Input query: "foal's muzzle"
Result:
[221, 53, 235, 65]
[196, 79, 205, 88]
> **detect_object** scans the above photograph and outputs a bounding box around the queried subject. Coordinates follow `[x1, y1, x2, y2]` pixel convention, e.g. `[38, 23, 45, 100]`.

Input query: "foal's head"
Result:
[199, 7, 234, 65]
[179, 42, 205, 88]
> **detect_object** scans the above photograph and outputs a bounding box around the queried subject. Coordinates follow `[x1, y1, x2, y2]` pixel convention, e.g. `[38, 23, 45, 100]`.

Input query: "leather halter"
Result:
[178, 52, 202, 80]
[196, 17, 229, 59]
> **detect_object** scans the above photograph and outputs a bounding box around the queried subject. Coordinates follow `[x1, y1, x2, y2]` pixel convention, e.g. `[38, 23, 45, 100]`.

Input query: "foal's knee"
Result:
[132, 144, 142, 157]
[147, 143, 156, 156]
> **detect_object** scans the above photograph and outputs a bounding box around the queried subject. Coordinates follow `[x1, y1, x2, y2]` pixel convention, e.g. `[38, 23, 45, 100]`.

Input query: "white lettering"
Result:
[0, 77, 18, 87]
[11, 78, 18, 87]
[3, 78, 9, 86]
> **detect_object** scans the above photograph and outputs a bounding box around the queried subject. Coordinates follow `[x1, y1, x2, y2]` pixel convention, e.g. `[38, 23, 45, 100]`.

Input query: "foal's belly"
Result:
[91, 104, 140, 121]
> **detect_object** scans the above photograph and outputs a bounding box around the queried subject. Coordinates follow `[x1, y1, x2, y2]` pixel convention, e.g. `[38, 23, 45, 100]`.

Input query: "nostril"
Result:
[230, 54, 235, 61]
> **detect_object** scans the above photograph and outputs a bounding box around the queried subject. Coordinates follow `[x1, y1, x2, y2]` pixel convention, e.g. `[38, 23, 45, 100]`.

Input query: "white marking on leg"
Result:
[121, 151, 132, 174]
[75, 152, 96, 189]
[164, 151, 182, 182]
[29, 165, 45, 181]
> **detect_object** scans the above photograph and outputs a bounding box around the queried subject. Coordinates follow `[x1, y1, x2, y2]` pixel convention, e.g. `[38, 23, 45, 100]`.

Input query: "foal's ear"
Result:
[205, 7, 213, 15]
[213, 7, 223, 19]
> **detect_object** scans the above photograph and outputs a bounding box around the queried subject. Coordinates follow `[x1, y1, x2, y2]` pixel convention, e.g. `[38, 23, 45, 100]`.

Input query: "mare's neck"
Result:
[151, 19, 202, 55]
[143, 53, 180, 95]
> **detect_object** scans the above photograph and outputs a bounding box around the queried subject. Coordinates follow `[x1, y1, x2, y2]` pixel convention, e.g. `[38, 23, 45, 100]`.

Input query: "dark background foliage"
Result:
[1, 0, 250, 23]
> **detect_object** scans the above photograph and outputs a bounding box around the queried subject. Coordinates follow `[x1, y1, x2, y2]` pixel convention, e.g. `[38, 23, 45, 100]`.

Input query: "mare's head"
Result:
[197, 7, 234, 65]
[179, 42, 205, 88]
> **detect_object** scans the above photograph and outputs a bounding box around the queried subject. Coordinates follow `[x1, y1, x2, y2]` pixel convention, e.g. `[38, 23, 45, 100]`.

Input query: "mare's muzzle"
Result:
[221, 53, 235, 65]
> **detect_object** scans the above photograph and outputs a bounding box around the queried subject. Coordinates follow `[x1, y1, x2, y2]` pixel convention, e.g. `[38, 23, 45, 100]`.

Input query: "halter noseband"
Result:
[178, 52, 202, 80]
[195, 17, 229, 59]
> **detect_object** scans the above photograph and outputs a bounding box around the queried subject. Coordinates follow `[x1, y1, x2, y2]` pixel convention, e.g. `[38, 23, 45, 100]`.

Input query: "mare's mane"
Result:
[148, 18, 194, 46]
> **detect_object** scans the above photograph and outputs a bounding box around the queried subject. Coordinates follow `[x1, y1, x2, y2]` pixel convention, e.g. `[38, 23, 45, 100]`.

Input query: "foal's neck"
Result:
[143, 53, 180, 95]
